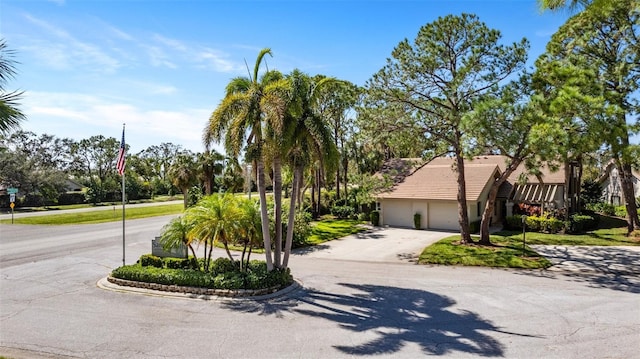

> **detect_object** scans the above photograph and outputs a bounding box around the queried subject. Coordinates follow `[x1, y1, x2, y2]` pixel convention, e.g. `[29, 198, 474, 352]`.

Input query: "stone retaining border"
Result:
[106, 276, 295, 298]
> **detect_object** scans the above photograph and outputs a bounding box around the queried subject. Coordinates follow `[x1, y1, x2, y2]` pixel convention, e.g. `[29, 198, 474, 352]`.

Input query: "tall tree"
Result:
[281, 70, 339, 268]
[536, 0, 640, 232]
[315, 77, 359, 201]
[468, 73, 548, 244]
[364, 13, 528, 243]
[167, 151, 198, 209]
[204, 48, 282, 271]
[0, 39, 25, 135]
[69, 135, 121, 203]
[198, 149, 224, 195]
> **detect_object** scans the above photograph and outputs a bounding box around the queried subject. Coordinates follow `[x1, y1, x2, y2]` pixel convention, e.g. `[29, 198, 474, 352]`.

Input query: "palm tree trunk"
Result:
[257, 159, 274, 271]
[273, 156, 283, 268]
[181, 186, 189, 209]
[283, 165, 302, 268]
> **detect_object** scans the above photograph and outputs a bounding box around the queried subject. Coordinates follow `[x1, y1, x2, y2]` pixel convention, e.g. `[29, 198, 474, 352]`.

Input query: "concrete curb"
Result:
[97, 276, 302, 301]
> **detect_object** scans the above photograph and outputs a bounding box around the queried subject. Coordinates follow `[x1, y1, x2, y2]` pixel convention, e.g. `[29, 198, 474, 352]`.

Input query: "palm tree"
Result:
[281, 70, 339, 268]
[167, 151, 198, 209]
[186, 193, 240, 270]
[234, 197, 262, 271]
[198, 149, 224, 195]
[159, 216, 198, 267]
[0, 39, 25, 135]
[204, 48, 285, 271]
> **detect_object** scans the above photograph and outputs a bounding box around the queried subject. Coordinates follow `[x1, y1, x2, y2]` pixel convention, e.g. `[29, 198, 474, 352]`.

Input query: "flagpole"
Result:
[122, 157, 126, 267]
[120, 123, 126, 266]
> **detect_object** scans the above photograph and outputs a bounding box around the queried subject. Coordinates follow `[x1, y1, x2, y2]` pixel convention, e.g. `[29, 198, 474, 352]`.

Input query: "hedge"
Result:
[113, 256, 292, 290]
[504, 213, 597, 234]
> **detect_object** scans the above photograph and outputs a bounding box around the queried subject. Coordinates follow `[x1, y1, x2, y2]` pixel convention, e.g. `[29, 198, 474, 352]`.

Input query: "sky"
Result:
[1, 0, 585, 155]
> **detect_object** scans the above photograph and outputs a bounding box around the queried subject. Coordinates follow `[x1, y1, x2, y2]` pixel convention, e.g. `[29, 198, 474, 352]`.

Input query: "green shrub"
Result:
[469, 220, 481, 234]
[504, 216, 526, 230]
[370, 211, 380, 226]
[570, 214, 599, 233]
[540, 217, 566, 233]
[331, 205, 355, 219]
[139, 254, 164, 268]
[210, 257, 239, 275]
[111, 260, 293, 290]
[163, 257, 192, 270]
[358, 212, 369, 222]
[413, 213, 421, 229]
[525, 216, 543, 232]
[614, 205, 627, 218]
[588, 202, 616, 216]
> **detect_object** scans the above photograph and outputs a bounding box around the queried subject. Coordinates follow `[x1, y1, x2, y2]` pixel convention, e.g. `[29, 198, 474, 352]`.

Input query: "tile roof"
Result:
[378, 155, 566, 201]
[378, 161, 500, 201]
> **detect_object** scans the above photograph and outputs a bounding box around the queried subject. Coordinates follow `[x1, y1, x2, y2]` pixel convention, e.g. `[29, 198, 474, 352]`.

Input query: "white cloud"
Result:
[20, 91, 210, 153]
[22, 14, 121, 73]
[196, 48, 240, 73]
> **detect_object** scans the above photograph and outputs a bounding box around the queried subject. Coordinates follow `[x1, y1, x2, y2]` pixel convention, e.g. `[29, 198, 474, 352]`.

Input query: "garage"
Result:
[428, 201, 459, 230]
[381, 199, 414, 228]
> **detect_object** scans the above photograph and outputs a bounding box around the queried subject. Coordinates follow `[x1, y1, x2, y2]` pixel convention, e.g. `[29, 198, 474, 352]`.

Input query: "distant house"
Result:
[376, 155, 576, 231]
[598, 162, 640, 206]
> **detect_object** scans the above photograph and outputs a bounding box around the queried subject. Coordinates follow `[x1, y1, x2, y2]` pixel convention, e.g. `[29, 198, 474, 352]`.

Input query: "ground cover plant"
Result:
[111, 256, 292, 291]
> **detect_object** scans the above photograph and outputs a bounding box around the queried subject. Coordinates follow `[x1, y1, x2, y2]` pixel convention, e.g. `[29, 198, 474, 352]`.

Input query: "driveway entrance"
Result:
[293, 226, 455, 263]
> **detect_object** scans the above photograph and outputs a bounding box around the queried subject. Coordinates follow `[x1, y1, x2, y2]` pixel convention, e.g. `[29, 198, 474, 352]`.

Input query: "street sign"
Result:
[10, 202, 15, 209]
[9, 193, 15, 202]
[7, 188, 18, 194]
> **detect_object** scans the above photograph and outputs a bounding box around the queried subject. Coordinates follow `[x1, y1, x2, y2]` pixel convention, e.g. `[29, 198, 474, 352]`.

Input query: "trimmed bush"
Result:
[139, 254, 164, 268]
[370, 211, 380, 226]
[210, 257, 239, 275]
[331, 205, 355, 219]
[413, 213, 421, 229]
[111, 259, 293, 291]
[570, 214, 599, 233]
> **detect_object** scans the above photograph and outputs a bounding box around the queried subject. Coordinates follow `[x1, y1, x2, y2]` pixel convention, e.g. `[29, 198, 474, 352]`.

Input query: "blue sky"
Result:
[2, 0, 574, 154]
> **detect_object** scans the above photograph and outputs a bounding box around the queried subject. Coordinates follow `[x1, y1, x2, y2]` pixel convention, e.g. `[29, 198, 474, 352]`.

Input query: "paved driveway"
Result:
[293, 226, 455, 263]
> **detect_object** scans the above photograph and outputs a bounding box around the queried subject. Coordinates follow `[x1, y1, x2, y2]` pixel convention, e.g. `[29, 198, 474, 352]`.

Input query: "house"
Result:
[376, 155, 573, 231]
[598, 162, 640, 206]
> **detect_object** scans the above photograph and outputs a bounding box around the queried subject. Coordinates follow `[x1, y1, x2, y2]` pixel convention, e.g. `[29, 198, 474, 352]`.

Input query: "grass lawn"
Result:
[1, 203, 184, 225]
[306, 219, 367, 245]
[419, 235, 552, 269]
[418, 215, 639, 269]
[10, 195, 183, 213]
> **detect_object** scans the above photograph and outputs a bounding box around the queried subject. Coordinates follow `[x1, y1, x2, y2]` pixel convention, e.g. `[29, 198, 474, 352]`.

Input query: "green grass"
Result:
[12, 195, 183, 213]
[497, 215, 639, 246]
[306, 219, 367, 245]
[1, 203, 184, 225]
[418, 235, 552, 269]
[419, 215, 638, 269]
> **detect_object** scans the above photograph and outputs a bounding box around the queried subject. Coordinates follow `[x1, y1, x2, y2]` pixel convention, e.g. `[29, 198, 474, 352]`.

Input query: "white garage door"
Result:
[428, 201, 459, 230]
[381, 199, 413, 228]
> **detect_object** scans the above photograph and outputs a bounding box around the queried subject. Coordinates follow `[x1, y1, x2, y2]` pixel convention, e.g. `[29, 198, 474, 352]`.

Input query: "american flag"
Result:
[116, 128, 126, 175]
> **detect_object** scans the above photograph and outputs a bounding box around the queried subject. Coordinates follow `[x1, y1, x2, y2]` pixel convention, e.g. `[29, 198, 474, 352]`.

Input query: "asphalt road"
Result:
[1, 218, 639, 359]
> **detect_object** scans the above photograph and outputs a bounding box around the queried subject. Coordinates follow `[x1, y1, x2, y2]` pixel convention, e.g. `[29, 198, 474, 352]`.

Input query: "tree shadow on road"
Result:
[223, 283, 539, 357]
[517, 246, 640, 294]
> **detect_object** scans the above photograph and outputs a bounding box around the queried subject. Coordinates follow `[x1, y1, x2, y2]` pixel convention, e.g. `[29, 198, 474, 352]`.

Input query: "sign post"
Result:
[8, 188, 17, 224]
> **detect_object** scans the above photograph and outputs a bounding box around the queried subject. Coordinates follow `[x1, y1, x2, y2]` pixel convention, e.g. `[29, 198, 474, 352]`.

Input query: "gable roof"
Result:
[374, 158, 425, 185]
[597, 160, 640, 184]
[377, 155, 566, 202]
[378, 161, 500, 201]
